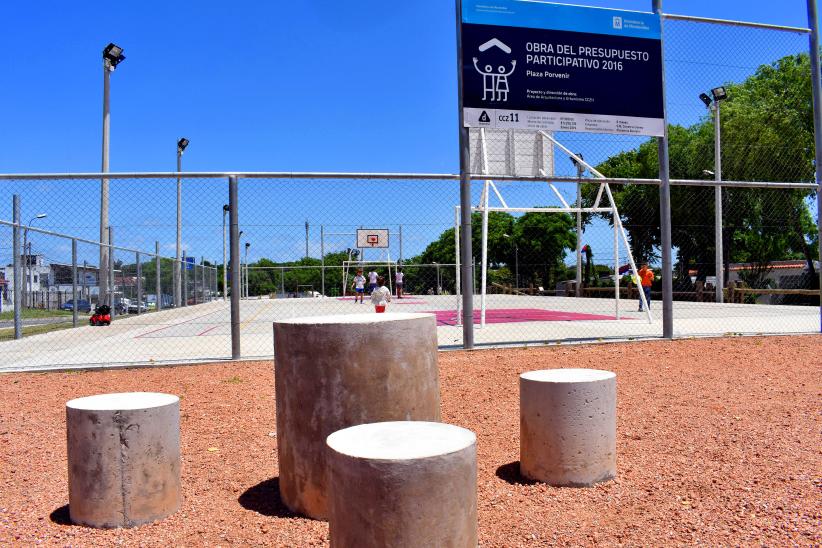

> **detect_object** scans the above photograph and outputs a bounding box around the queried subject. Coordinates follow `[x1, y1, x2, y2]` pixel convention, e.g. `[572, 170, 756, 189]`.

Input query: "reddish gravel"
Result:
[1, 335, 820, 546]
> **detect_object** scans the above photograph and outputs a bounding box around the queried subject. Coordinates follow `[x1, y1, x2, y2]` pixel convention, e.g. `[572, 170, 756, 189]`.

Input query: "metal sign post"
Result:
[456, 0, 475, 348]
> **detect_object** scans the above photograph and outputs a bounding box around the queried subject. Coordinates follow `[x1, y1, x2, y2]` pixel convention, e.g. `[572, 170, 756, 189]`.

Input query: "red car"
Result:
[89, 305, 111, 326]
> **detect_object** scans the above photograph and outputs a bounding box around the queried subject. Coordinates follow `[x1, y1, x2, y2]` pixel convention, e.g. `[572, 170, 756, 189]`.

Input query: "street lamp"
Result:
[175, 137, 189, 308]
[700, 87, 729, 303]
[22, 213, 47, 308]
[222, 204, 229, 300]
[502, 233, 519, 290]
[244, 242, 251, 298]
[100, 43, 125, 311]
[570, 152, 584, 297]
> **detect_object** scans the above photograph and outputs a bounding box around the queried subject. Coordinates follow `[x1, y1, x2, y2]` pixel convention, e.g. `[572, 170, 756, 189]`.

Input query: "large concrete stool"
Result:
[273, 313, 441, 519]
[327, 421, 477, 548]
[66, 392, 181, 528]
[520, 368, 616, 486]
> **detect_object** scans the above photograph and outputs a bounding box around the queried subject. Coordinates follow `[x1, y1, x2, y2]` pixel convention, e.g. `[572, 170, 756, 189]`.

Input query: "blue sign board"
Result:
[185, 256, 195, 271]
[461, 0, 664, 136]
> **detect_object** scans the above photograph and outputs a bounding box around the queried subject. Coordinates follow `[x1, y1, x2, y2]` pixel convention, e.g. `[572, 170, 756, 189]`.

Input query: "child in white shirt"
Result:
[352, 269, 366, 304]
[370, 276, 391, 313]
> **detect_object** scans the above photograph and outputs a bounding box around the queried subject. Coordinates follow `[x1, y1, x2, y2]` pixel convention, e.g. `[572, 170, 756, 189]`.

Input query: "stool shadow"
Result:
[495, 461, 539, 486]
[238, 477, 299, 518]
[49, 505, 73, 525]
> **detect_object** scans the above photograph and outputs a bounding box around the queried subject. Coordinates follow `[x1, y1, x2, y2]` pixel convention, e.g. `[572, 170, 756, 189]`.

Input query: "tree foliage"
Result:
[585, 53, 818, 290]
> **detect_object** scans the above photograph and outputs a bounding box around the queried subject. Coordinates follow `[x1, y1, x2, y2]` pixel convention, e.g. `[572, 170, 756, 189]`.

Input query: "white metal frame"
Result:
[455, 129, 652, 327]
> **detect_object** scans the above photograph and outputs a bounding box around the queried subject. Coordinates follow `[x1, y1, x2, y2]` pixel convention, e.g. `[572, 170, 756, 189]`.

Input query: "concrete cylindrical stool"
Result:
[273, 313, 441, 519]
[520, 368, 616, 486]
[66, 392, 181, 528]
[327, 421, 477, 548]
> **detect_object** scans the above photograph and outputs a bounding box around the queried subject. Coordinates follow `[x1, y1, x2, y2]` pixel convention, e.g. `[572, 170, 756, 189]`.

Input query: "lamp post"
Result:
[503, 233, 519, 290]
[100, 43, 125, 310]
[701, 87, 728, 303]
[174, 137, 189, 308]
[244, 242, 251, 298]
[22, 213, 47, 308]
[433, 262, 441, 295]
[222, 204, 229, 300]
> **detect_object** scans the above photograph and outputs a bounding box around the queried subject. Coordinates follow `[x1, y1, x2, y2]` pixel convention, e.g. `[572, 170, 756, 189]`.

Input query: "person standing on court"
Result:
[395, 267, 404, 299]
[638, 263, 654, 311]
[352, 269, 366, 304]
[367, 269, 378, 293]
[370, 276, 391, 313]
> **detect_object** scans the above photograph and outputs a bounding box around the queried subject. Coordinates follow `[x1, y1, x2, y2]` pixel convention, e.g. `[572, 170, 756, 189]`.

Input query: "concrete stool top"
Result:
[274, 312, 434, 326]
[327, 421, 476, 460]
[67, 392, 179, 411]
[521, 369, 616, 383]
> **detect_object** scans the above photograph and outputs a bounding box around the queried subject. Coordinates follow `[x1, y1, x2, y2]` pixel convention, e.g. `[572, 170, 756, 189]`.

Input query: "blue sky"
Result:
[1, 1, 818, 268]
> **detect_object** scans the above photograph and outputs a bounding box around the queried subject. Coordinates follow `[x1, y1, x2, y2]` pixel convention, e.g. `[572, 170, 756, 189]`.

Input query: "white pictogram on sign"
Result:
[473, 38, 516, 102]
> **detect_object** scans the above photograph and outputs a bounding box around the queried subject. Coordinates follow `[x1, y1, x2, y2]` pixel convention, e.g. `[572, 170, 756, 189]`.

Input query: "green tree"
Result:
[586, 53, 818, 291]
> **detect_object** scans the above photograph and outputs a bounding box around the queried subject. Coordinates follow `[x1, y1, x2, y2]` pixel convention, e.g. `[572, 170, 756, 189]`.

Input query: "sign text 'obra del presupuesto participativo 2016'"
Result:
[461, 0, 664, 136]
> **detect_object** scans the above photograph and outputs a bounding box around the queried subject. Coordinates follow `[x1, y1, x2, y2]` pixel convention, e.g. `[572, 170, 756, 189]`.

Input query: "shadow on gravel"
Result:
[49, 505, 73, 525]
[495, 461, 539, 486]
[238, 477, 300, 518]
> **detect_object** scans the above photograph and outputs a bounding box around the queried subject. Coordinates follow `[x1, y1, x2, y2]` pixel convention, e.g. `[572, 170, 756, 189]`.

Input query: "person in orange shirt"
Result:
[638, 263, 654, 312]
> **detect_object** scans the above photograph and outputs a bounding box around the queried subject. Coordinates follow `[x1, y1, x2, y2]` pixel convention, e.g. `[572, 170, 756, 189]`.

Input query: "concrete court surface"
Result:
[0, 294, 817, 372]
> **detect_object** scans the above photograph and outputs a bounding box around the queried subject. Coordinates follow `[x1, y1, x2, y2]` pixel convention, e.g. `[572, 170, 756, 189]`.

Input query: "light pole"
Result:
[433, 262, 441, 295]
[174, 137, 189, 308]
[305, 221, 309, 259]
[503, 233, 519, 290]
[22, 213, 47, 308]
[244, 242, 251, 298]
[700, 87, 727, 303]
[222, 204, 229, 300]
[100, 43, 125, 310]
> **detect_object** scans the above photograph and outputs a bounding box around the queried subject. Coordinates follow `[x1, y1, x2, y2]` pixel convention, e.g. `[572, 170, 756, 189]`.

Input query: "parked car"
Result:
[127, 301, 148, 314]
[60, 299, 91, 313]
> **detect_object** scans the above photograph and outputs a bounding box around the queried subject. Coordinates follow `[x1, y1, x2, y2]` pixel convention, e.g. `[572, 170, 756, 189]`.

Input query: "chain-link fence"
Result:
[0, 11, 819, 371]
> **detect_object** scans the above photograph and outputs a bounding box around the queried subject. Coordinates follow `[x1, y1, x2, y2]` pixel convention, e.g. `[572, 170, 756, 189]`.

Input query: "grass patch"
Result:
[0, 321, 75, 341]
[0, 309, 74, 321]
[223, 376, 243, 384]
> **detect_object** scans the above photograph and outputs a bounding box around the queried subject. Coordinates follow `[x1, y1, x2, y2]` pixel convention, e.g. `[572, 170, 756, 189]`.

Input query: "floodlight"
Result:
[35, 213, 47, 219]
[177, 138, 190, 152]
[245, 242, 250, 248]
[223, 204, 230, 212]
[102, 43, 126, 69]
[710, 87, 728, 102]
[699, 93, 712, 107]
[570, 152, 584, 169]
[702, 169, 714, 176]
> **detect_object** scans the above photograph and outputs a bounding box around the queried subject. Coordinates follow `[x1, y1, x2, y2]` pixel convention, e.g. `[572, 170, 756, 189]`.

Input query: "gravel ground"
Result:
[1, 335, 819, 546]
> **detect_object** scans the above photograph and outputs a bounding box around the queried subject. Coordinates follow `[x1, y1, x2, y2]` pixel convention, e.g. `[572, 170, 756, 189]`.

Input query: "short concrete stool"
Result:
[327, 421, 477, 548]
[273, 313, 441, 519]
[66, 392, 181, 528]
[520, 369, 616, 486]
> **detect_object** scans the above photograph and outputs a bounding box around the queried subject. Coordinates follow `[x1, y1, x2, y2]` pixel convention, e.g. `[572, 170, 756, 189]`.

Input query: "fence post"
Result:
[320, 225, 325, 297]
[807, 0, 822, 331]
[136, 251, 142, 315]
[155, 241, 162, 312]
[72, 239, 78, 327]
[653, 0, 674, 339]
[183, 251, 188, 307]
[109, 226, 115, 317]
[193, 259, 198, 305]
[714, 101, 724, 304]
[455, 0, 474, 349]
[12, 195, 22, 339]
[229, 176, 241, 359]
